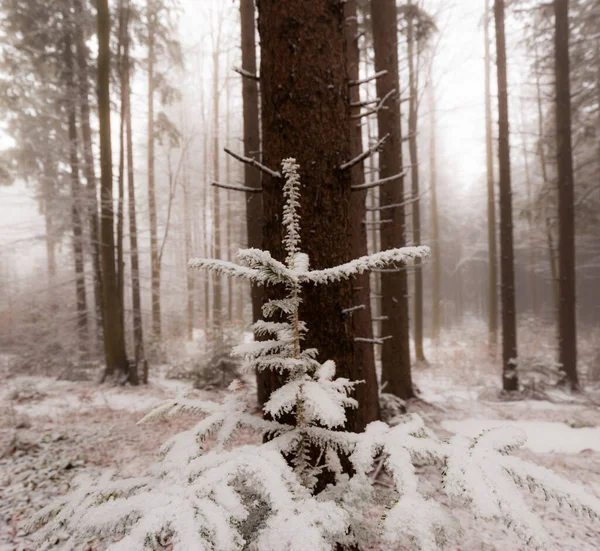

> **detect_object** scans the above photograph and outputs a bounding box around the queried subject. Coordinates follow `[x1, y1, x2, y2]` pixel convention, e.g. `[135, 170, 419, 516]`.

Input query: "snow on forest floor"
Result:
[1, 327, 600, 551]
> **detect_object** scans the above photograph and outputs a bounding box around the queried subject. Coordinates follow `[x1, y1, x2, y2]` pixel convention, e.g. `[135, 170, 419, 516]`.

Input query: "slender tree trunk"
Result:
[123, 0, 141, 385]
[116, 0, 127, 347]
[212, 45, 223, 344]
[183, 153, 194, 341]
[74, 0, 103, 342]
[203, 132, 211, 336]
[407, 0, 425, 363]
[257, 0, 358, 428]
[344, 0, 380, 429]
[554, 0, 578, 390]
[494, 0, 518, 391]
[429, 82, 441, 343]
[370, 0, 414, 399]
[65, 32, 89, 356]
[147, 0, 161, 341]
[484, 0, 498, 354]
[533, 39, 560, 328]
[225, 74, 234, 324]
[97, 0, 129, 379]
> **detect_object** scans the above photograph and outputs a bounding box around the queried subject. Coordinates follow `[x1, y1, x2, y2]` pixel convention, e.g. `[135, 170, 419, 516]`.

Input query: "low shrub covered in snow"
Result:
[28, 160, 600, 550]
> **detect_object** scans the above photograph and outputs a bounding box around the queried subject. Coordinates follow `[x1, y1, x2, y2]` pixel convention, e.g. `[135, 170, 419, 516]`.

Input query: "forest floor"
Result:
[1, 322, 600, 551]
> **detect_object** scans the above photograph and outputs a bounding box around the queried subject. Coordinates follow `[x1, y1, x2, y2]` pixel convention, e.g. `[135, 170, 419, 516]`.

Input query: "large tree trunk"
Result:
[65, 32, 89, 356]
[257, 0, 358, 428]
[494, 0, 518, 391]
[484, 0, 498, 354]
[344, 0, 380, 429]
[554, 0, 578, 390]
[97, 0, 129, 379]
[74, 0, 103, 343]
[147, 0, 161, 341]
[123, 0, 141, 385]
[407, 0, 426, 364]
[429, 82, 441, 343]
[370, 0, 414, 399]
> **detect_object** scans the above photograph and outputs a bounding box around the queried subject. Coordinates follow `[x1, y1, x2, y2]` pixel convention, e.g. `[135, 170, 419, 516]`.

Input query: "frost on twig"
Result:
[211, 180, 262, 193]
[224, 147, 281, 178]
[339, 133, 390, 171]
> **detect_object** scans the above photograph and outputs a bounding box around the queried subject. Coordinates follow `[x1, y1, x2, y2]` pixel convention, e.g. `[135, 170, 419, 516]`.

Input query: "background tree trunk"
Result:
[345, 0, 380, 429]
[147, 0, 161, 341]
[484, 0, 498, 355]
[554, 0, 578, 390]
[97, 0, 129, 379]
[407, 0, 426, 364]
[494, 0, 518, 391]
[429, 82, 441, 343]
[65, 32, 89, 357]
[212, 44, 223, 344]
[257, 0, 357, 428]
[370, 0, 414, 399]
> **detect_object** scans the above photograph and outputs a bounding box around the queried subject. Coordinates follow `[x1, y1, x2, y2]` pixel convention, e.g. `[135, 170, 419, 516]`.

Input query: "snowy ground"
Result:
[1, 329, 600, 551]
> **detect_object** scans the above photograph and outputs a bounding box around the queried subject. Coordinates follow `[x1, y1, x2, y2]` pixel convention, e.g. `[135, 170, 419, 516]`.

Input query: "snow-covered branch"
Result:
[224, 147, 281, 179]
[211, 180, 263, 193]
[339, 133, 390, 171]
[349, 69, 388, 86]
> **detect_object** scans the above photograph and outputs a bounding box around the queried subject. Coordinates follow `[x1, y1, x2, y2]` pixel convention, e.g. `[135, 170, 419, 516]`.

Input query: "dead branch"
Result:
[339, 133, 390, 171]
[212, 181, 263, 193]
[224, 147, 281, 178]
[349, 69, 388, 87]
[233, 66, 259, 81]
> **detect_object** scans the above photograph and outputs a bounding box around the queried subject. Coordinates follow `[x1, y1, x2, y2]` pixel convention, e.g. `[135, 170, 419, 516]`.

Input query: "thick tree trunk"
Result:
[370, 0, 414, 399]
[65, 33, 89, 356]
[407, 0, 425, 363]
[97, 0, 129, 379]
[494, 0, 518, 391]
[344, 0, 380, 429]
[74, 0, 103, 343]
[484, 0, 498, 354]
[123, 0, 141, 385]
[554, 0, 578, 390]
[257, 0, 358, 427]
[147, 0, 161, 341]
[429, 83, 441, 343]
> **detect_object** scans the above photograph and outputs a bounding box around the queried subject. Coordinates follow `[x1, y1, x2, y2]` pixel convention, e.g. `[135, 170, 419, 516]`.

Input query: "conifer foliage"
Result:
[29, 160, 600, 550]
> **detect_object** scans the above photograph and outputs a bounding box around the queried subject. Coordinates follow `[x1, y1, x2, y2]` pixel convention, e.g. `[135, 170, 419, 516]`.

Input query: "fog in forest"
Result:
[1, 0, 599, 549]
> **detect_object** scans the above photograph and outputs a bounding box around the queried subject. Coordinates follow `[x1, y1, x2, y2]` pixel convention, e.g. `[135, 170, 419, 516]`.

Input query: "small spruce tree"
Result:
[29, 159, 600, 550]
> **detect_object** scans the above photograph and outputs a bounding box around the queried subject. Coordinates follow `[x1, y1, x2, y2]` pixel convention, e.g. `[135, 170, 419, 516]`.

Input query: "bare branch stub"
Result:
[349, 69, 388, 87]
[351, 170, 405, 191]
[350, 89, 395, 120]
[339, 133, 390, 171]
[224, 147, 281, 179]
[211, 181, 263, 193]
[233, 66, 259, 81]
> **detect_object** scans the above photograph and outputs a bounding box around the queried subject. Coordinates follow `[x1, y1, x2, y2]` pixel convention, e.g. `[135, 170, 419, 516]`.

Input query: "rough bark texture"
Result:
[65, 32, 89, 355]
[484, 0, 498, 353]
[345, 0, 380, 429]
[407, 0, 425, 363]
[494, 0, 518, 391]
[124, 0, 142, 385]
[240, 0, 263, 322]
[97, 0, 129, 378]
[147, 0, 161, 341]
[73, 0, 103, 343]
[429, 83, 441, 342]
[370, 0, 413, 399]
[256, 0, 358, 428]
[554, 0, 578, 390]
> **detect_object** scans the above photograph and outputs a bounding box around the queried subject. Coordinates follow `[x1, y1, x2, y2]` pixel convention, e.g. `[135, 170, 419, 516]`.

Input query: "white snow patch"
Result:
[442, 419, 600, 454]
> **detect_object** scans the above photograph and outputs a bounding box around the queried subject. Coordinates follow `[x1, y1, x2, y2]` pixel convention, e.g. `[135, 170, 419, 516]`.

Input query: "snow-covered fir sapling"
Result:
[29, 159, 600, 550]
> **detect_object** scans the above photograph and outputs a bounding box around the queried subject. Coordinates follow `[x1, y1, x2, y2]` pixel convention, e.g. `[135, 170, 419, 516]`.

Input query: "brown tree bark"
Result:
[147, 0, 161, 341]
[344, 0, 380, 429]
[494, 0, 518, 391]
[74, 0, 103, 342]
[212, 43, 223, 344]
[554, 0, 579, 390]
[407, 0, 426, 364]
[429, 82, 441, 343]
[124, 0, 141, 385]
[370, 0, 414, 399]
[257, 0, 359, 428]
[97, 0, 129, 379]
[484, 0, 498, 354]
[65, 32, 89, 356]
